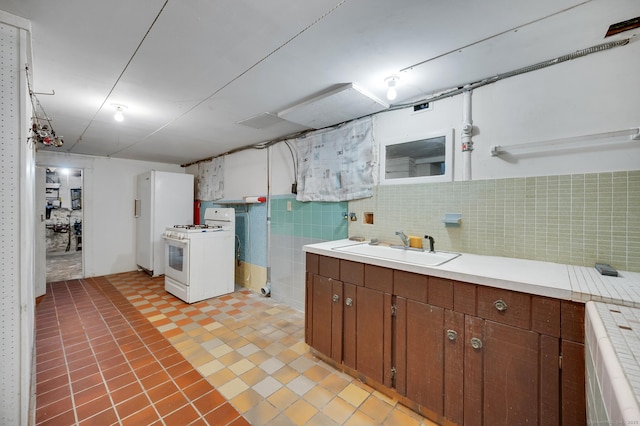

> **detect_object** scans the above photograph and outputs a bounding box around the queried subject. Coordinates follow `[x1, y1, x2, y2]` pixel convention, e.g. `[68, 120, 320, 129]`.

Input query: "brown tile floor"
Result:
[35, 276, 246, 426]
[35, 272, 437, 425]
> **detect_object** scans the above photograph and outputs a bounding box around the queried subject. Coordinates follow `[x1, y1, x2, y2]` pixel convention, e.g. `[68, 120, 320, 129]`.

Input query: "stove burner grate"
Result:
[172, 224, 221, 230]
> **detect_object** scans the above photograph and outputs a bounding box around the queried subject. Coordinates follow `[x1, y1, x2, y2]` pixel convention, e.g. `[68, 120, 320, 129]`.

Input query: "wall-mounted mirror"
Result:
[380, 129, 453, 185]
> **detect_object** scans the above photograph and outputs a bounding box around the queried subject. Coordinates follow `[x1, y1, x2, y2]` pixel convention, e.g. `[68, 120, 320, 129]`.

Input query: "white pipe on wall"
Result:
[462, 88, 473, 181]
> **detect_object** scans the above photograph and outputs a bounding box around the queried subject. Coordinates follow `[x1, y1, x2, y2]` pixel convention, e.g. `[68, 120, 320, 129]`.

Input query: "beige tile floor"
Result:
[107, 271, 438, 425]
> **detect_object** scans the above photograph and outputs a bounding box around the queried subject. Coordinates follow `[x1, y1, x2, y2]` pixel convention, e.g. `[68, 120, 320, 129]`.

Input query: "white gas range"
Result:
[162, 208, 235, 303]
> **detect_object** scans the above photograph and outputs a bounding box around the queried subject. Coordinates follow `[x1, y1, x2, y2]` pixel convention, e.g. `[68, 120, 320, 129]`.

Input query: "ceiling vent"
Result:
[237, 112, 287, 129]
[278, 83, 389, 129]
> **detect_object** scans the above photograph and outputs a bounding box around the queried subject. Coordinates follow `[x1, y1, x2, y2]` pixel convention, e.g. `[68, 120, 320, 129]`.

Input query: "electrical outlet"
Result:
[287, 201, 292, 211]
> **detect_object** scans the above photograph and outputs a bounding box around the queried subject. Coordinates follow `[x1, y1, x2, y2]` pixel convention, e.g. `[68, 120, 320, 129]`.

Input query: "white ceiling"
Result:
[1, 0, 638, 165]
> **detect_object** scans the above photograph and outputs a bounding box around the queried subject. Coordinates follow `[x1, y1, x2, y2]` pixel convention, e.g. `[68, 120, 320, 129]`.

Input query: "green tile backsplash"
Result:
[270, 195, 348, 241]
[348, 170, 640, 272]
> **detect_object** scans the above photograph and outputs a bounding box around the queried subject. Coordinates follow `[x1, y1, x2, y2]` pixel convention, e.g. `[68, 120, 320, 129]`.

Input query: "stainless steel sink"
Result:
[333, 243, 460, 267]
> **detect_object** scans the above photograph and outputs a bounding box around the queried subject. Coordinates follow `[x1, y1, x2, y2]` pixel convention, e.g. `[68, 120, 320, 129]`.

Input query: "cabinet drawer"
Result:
[318, 255, 340, 280]
[428, 277, 453, 310]
[393, 270, 428, 303]
[341, 260, 364, 286]
[477, 287, 531, 329]
[364, 264, 393, 293]
[306, 253, 319, 275]
[561, 301, 584, 343]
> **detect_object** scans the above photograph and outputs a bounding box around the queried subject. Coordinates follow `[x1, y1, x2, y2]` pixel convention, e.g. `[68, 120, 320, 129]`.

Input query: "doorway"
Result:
[44, 167, 83, 282]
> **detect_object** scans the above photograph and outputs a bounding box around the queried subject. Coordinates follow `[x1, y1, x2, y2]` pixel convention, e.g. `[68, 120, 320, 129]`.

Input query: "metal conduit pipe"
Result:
[390, 38, 631, 111]
[462, 88, 473, 181]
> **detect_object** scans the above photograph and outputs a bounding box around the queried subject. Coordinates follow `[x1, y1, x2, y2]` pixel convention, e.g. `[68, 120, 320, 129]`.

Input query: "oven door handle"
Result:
[162, 236, 189, 245]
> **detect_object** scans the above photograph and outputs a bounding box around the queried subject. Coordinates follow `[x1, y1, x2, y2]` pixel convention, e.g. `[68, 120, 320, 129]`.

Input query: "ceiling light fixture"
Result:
[385, 76, 399, 101]
[113, 104, 127, 122]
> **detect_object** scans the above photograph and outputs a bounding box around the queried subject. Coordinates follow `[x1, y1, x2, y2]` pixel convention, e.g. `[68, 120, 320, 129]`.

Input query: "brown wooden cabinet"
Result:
[307, 254, 393, 384]
[305, 253, 586, 425]
[483, 321, 540, 424]
[398, 297, 446, 412]
[354, 285, 387, 382]
[309, 274, 343, 362]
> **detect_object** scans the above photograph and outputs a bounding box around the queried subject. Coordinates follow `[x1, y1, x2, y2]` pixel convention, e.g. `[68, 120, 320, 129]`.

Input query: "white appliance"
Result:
[135, 171, 194, 276]
[162, 208, 235, 303]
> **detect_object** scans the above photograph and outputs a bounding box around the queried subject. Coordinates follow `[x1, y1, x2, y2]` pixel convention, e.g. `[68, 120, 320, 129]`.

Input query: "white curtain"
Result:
[296, 117, 375, 202]
[196, 156, 224, 200]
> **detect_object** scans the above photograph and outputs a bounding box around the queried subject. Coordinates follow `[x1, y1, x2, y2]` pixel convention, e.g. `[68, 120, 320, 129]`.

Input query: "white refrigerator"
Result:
[135, 171, 193, 276]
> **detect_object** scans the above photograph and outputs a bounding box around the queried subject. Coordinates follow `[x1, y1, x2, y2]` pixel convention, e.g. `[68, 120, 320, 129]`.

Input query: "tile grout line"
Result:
[80, 277, 150, 424]
[33, 281, 76, 425]
[104, 272, 435, 425]
[90, 276, 246, 425]
[54, 281, 81, 426]
[87, 277, 203, 424]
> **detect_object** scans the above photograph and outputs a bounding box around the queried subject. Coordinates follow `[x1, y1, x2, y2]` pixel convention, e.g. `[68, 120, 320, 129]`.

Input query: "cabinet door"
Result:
[561, 340, 586, 426]
[343, 283, 357, 369]
[305, 272, 313, 345]
[444, 310, 465, 424]
[483, 321, 539, 425]
[311, 274, 343, 362]
[405, 299, 445, 414]
[356, 286, 386, 383]
[464, 315, 484, 426]
[330, 280, 343, 362]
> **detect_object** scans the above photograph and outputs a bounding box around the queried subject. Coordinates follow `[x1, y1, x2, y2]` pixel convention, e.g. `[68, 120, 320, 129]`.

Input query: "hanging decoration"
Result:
[25, 65, 63, 148]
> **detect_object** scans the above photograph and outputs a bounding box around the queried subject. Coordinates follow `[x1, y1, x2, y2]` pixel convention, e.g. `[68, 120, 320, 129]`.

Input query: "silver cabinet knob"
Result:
[345, 297, 353, 307]
[447, 330, 458, 341]
[494, 299, 508, 312]
[332, 294, 339, 303]
[470, 337, 483, 349]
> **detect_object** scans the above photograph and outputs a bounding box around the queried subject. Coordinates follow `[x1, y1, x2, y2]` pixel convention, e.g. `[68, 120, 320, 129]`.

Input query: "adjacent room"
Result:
[1, 1, 639, 425]
[43, 167, 83, 283]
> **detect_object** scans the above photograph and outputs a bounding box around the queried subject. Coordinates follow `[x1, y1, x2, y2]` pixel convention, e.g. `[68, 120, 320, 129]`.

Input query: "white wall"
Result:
[473, 40, 640, 179]
[375, 39, 640, 182]
[269, 141, 299, 195]
[36, 151, 184, 277]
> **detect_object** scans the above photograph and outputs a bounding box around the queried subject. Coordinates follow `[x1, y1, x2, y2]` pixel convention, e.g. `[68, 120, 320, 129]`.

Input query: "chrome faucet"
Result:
[395, 230, 410, 247]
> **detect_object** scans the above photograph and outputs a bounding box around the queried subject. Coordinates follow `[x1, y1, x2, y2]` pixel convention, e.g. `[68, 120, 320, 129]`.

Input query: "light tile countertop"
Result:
[586, 302, 640, 423]
[304, 239, 640, 307]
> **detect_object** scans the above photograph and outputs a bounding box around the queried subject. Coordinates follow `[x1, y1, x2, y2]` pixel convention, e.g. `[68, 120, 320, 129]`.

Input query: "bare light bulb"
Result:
[385, 76, 399, 101]
[114, 107, 124, 122]
[387, 85, 397, 101]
